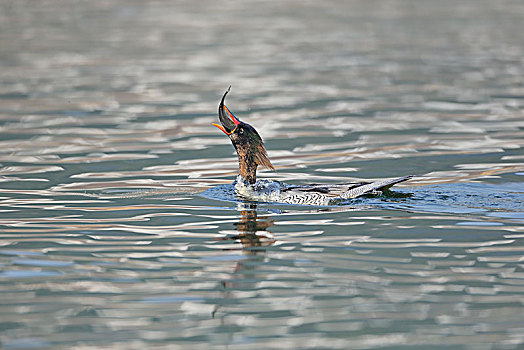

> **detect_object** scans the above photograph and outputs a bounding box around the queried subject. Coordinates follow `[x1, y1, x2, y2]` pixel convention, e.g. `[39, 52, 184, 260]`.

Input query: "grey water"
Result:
[1, 0, 524, 349]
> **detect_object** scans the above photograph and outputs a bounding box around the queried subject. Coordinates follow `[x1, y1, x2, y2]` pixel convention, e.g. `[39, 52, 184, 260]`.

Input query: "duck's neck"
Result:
[237, 152, 257, 185]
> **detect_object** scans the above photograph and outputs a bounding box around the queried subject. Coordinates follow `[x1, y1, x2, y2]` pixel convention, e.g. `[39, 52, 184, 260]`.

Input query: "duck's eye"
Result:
[239, 128, 244, 134]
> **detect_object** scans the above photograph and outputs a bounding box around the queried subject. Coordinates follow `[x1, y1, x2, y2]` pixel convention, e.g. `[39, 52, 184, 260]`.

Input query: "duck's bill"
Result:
[213, 86, 241, 135]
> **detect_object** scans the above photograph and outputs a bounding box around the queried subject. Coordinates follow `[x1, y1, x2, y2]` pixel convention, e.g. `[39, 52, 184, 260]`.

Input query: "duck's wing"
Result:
[281, 182, 369, 197]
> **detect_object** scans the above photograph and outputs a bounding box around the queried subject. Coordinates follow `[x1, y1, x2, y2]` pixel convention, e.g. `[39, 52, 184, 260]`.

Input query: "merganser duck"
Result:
[212, 87, 412, 206]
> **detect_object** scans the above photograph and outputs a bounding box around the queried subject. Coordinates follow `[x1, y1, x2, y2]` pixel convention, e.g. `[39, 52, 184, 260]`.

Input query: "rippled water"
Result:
[1, 0, 524, 349]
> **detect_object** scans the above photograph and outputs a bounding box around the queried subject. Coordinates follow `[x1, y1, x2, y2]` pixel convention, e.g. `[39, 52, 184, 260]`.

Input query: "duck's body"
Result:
[233, 175, 411, 206]
[213, 88, 412, 206]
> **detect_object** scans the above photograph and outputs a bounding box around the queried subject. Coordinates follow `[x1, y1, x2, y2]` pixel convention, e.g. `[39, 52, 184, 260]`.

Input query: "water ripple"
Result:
[1, 0, 524, 349]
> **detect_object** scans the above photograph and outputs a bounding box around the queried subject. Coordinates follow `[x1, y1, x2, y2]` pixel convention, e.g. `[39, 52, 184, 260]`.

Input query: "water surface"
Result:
[1, 0, 523, 349]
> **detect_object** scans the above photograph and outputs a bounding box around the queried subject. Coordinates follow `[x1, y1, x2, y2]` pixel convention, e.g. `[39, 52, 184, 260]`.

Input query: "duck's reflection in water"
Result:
[218, 203, 276, 251]
[212, 203, 275, 319]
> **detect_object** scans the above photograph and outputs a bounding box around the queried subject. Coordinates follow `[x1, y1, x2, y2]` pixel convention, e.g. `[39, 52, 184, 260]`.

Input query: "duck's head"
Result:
[213, 87, 274, 184]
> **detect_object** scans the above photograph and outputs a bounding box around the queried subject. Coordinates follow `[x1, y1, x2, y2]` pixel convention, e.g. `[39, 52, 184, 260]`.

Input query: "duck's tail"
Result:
[340, 175, 413, 199]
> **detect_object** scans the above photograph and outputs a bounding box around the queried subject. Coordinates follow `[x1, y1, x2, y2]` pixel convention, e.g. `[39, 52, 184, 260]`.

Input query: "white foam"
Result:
[233, 175, 282, 203]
